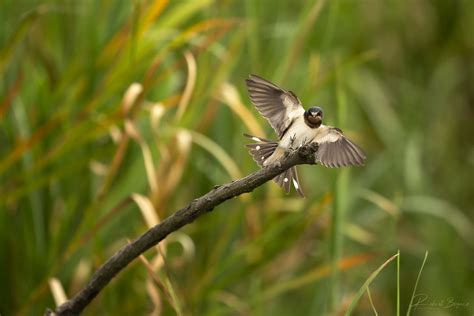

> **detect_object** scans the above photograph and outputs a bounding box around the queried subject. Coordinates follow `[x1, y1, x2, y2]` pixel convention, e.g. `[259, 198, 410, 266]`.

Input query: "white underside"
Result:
[262, 116, 336, 166]
[279, 117, 334, 148]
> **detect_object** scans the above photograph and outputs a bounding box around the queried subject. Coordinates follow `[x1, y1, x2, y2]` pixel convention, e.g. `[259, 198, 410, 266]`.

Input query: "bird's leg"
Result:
[301, 137, 313, 147]
[300, 137, 308, 148]
[289, 134, 297, 150]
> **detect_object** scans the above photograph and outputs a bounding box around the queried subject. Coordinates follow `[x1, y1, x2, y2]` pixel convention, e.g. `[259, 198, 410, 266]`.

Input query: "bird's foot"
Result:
[297, 142, 319, 164]
[300, 137, 313, 147]
[288, 134, 298, 150]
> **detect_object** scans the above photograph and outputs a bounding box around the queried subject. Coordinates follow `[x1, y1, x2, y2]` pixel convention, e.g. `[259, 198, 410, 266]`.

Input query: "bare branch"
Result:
[46, 143, 319, 316]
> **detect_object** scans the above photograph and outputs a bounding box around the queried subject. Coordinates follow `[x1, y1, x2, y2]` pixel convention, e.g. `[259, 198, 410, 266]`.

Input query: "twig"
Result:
[45, 143, 319, 316]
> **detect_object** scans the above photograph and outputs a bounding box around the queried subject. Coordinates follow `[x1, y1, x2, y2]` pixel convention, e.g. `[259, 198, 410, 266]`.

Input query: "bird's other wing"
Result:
[246, 74, 305, 139]
[314, 126, 366, 168]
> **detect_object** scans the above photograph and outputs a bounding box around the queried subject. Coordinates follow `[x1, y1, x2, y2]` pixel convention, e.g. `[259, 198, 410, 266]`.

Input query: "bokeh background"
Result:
[1, 0, 473, 315]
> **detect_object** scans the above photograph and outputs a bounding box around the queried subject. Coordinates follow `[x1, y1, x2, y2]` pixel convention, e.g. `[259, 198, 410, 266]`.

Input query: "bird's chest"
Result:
[280, 117, 321, 148]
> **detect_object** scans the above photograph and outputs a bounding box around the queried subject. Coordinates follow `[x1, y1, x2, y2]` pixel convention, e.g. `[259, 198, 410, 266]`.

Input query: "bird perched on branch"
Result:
[244, 74, 365, 197]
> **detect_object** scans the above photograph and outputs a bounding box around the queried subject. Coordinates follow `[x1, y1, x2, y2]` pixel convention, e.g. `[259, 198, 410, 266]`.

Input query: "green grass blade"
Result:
[345, 253, 399, 315]
[406, 251, 429, 316]
[397, 249, 400, 316]
[328, 59, 348, 312]
[367, 287, 378, 316]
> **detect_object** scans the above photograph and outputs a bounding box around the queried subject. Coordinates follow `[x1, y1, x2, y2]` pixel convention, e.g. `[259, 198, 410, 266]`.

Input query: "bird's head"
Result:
[304, 106, 323, 128]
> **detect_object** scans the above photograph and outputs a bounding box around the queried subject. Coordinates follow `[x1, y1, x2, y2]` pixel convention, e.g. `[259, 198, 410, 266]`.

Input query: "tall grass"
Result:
[1, 0, 473, 315]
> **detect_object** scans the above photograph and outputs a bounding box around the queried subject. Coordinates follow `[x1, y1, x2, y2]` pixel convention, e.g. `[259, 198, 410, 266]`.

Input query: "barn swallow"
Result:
[244, 74, 365, 197]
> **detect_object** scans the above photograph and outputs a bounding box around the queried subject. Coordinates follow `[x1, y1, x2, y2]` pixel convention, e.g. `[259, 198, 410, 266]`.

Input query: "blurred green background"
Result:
[1, 0, 473, 315]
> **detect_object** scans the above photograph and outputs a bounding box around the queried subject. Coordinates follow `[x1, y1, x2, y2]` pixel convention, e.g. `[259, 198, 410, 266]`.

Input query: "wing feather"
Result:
[342, 141, 357, 165]
[315, 127, 366, 168]
[246, 74, 304, 138]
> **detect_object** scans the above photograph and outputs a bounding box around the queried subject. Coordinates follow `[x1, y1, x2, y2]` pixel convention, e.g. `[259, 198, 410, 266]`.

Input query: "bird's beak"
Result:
[311, 112, 316, 117]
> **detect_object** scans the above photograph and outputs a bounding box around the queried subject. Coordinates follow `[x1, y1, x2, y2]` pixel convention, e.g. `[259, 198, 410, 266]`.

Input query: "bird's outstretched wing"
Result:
[315, 126, 366, 168]
[246, 74, 304, 138]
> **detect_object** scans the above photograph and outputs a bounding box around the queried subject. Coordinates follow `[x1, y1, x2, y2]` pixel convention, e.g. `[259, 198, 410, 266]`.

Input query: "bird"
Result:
[244, 74, 365, 197]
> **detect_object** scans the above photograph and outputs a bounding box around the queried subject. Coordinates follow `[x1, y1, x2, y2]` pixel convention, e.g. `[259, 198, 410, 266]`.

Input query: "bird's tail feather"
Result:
[244, 133, 278, 167]
[244, 133, 305, 197]
[274, 167, 305, 197]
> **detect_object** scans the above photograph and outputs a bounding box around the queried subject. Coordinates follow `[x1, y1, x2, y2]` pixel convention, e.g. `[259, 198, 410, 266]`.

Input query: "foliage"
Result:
[1, 0, 473, 315]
